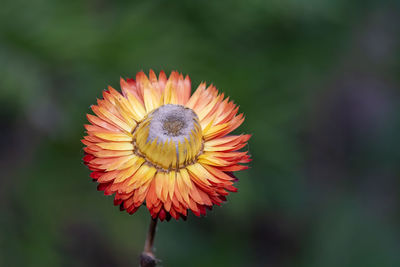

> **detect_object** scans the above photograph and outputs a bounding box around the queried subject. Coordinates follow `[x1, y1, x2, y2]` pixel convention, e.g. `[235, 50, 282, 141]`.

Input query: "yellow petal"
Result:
[94, 132, 133, 142]
[186, 164, 212, 186]
[198, 153, 230, 166]
[104, 155, 135, 171]
[168, 171, 176, 200]
[176, 172, 190, 205]
[163, 76, 178, 105]
[93, 150, 132, 158]
[97, 106, 133, 133]
[116, 156, 145, 171]
[155, 172, 165, 200]
[126, 164, 157, 187]
[114, 157, 145, 183]
[126, 92, 146, 120]
[179, 168, 193, 189]
[96, 142, 134, 151]
[143, 86, 161, 113]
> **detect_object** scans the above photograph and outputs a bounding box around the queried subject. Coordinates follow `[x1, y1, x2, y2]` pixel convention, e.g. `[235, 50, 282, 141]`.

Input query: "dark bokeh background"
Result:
[1, 1, 400, 266]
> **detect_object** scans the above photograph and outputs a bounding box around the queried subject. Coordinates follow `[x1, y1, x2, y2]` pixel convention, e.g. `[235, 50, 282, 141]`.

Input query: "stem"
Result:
[140, 217, 158, 267]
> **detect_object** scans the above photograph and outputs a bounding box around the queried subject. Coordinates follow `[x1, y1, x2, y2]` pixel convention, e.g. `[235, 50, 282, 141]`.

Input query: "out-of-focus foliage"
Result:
[1, 0, 400, 266]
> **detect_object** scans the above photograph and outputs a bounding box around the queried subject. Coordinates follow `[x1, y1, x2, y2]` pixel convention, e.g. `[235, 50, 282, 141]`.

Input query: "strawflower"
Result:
[82, 70, 251, 266]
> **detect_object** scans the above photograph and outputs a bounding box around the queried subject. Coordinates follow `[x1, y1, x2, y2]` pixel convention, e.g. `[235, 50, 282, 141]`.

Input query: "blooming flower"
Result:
[82, 70, 251, 220]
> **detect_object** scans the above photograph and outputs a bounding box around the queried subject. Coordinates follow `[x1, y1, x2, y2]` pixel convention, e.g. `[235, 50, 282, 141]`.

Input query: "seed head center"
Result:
[163, 116, 186, 136]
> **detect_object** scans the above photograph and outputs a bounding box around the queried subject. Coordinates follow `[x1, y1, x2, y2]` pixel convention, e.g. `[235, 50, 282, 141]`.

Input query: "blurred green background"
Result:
[1, 0, 400, 266]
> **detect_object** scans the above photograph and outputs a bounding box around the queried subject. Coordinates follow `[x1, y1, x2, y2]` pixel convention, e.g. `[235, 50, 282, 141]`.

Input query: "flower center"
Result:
[162, 116, 185, 136]
[133, 104, 203, 171]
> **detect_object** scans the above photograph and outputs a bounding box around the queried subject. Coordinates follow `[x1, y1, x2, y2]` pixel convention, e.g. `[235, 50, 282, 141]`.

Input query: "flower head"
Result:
[82, 70, 251, 220]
